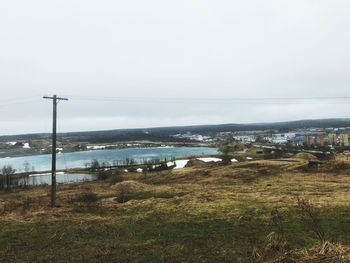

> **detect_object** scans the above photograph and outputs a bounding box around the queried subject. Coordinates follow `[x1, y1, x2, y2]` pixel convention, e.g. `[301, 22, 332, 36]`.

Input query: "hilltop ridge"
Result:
[1, 118, 350, 143]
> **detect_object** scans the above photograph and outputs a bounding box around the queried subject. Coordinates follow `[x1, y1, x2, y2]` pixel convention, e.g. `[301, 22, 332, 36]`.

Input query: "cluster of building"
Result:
[171, 133, 214, 142]
[172, 128, 350, 148]
[231, 130, 349, 147]
[267, 133, 349, 147]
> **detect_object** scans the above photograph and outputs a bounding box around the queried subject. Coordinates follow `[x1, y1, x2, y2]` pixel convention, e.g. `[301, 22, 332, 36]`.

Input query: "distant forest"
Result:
[1, 118, 350, 143]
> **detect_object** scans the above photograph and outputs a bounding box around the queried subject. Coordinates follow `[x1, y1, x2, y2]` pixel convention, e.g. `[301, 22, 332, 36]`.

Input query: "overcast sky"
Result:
[1, 1, 350, 135]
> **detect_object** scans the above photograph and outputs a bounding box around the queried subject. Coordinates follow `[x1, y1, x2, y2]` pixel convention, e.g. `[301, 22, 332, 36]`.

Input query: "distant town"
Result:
[172, 126, 350, 149]
[1, 119, 350, 158]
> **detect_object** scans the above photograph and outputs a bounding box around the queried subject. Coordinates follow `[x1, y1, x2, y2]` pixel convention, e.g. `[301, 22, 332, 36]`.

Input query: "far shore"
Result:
[0, 140, 216, 159]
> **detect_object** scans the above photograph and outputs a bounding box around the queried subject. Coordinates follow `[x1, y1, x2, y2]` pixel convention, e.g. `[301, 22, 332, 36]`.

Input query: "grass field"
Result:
[1, 153, 350, 262]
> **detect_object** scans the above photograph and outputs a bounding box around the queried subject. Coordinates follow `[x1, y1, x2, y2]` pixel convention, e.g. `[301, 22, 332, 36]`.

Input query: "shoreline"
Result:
[0, 141, 215, 159]
[0, 146, 219, 176]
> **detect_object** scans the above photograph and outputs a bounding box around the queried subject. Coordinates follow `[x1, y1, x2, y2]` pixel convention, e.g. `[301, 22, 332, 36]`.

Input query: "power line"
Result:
[69, 95, 350, 100]
[0, 97, 40, 107]
[1, 95, 350, 109]
[65, 95, 350, 105]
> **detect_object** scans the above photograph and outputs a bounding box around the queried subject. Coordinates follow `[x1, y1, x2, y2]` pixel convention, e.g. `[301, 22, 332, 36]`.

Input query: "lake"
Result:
[0, 147, 218, 173]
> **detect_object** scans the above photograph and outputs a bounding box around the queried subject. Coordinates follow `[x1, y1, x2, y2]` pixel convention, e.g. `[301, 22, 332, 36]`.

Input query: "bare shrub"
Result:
[115, 184, 131, 203]
[75, 191, 98, 203]
[270, 207, 285, 241]
[0, 175, 5, 190]
[109, 172, 124, 184]
[297, 197, 325, 242]
[69, 189, 100, 212]
[124, 158, 135, 166]
[260, 207, 290, 260]
[89, 160, 100, 172]
[97, 170, 111, 180]
[1, 165, 16, 190]
[264, 232, 289, 255]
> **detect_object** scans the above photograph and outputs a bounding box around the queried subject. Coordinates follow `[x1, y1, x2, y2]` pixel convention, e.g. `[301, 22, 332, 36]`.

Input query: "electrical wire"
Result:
[65, 95, 350, 105]
[0, 97, 40, 108]
[0, 95, 350, 109]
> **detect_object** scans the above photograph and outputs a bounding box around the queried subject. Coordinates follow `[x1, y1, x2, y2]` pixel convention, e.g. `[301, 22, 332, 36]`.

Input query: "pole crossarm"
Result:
[43, 96, 68, 101]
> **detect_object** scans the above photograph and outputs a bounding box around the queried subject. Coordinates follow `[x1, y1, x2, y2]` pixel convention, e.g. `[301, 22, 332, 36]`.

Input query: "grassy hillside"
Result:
[1, 153, 350, 262]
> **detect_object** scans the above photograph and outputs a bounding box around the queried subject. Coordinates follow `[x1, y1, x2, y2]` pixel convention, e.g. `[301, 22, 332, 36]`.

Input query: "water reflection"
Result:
[13, 173, 98, 187]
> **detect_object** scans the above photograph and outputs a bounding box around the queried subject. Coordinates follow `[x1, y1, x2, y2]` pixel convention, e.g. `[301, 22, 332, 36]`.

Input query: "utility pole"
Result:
[43, 95, 68, 207]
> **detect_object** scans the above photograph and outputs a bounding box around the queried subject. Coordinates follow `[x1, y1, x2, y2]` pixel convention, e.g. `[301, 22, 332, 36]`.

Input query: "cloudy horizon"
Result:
[1, 1, 350, 135]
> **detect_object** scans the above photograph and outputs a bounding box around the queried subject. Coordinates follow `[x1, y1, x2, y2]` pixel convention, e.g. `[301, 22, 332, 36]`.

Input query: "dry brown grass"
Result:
[1, 154, 350, 262]
[294, 152, 319, 161]
[267, 241, 350, 263]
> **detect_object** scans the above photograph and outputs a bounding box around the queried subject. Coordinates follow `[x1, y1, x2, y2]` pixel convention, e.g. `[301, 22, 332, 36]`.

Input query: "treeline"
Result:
[1, 118, 350, 143]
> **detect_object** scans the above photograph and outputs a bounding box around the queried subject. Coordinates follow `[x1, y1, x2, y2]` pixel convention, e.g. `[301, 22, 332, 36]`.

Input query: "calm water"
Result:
[14, 173, 98, 186]
[0, 147, 218, 173]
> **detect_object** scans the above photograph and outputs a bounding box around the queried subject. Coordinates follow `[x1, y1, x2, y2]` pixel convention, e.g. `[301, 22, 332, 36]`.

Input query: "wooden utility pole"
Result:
[43, 95, 68, 207]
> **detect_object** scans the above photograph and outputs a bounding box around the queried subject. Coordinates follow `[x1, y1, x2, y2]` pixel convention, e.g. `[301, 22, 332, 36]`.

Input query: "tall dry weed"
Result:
[297, 196, 325, 242]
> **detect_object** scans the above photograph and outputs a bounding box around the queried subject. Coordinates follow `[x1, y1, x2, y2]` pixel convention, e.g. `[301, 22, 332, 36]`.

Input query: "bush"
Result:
[97, 170, 111, 180]
[89, 160, 100, 172]
[1, 165, 16, 190]
[74, 191, 98, 203]
[109, 173, 124, 184]
[115, 184, 131, 203]
[297, 197, 325, 242]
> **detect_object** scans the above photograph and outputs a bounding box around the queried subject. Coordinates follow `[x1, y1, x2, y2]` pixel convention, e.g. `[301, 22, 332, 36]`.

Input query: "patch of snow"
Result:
[136, 168, 143, 173]
[87, 145, 106, 150]
[56, 147, 63, 151]
[152, 164, 162, 169]
[306, 150, 323, 154]
[99, 196, 117, 202]
[174, 160, 189, 169]
[124, 169, 128, 173]
[23, 143, 30, 149]
[167, 160, 190, 169]
[30, 171, 64, 177]
[197, 157, 222, 163]
[6, 142, 17, 146]
[231, 158, 238, 163]
[246, 157, 253, 160]
[175, 160, 189, 169]
[167, 161, 175, 167]
[29, 174, 41, 177]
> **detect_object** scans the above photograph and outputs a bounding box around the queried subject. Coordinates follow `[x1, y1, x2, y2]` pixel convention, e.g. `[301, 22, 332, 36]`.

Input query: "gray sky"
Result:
[1, 1, 350, 135]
